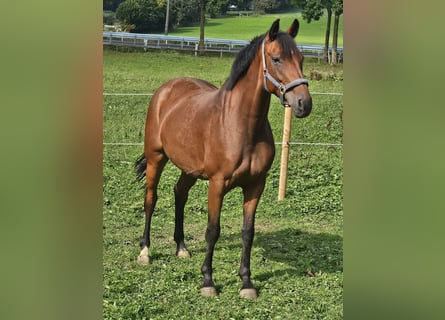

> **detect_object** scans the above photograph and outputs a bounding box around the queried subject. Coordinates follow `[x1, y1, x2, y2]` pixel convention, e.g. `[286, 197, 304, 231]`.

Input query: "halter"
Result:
[262, 39, 309, 106]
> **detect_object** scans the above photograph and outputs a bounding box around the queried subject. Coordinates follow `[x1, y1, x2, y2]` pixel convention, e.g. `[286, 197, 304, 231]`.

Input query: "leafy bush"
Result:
[170, 0, 200, 27]
[253, 0, 279, 14]
[207, 0, 228, 18]
[116, 0, 166, 33]
[103, 10, 117, 25]
[309, 69, 343, 81]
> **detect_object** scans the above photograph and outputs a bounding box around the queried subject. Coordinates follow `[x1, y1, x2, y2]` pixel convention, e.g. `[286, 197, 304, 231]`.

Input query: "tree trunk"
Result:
[324, 8, 332, 63]
[332, 13, 339, 64]
[164, 0, 170, 35]
[198, 0, 207, 56]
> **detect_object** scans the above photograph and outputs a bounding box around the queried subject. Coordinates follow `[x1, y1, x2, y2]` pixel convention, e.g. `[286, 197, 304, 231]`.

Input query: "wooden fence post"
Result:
[278, 106, 293, 200]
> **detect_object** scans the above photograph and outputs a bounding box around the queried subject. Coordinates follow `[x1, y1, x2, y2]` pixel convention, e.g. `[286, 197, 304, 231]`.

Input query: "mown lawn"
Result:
[167, 10, 343, 46]
[103, 48, 343, 319]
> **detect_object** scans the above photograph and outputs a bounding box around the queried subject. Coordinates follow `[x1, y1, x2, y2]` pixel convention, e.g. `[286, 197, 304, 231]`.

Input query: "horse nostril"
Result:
[298, 98, 304, 107]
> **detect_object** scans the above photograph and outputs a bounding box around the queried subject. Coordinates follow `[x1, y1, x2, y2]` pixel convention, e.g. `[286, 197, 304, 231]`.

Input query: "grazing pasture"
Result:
[169, 11, 343, 46]
[103, 48, 343, 319]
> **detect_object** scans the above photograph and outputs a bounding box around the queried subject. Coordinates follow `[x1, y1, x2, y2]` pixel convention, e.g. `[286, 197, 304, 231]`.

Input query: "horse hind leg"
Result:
[136, 152, 168, 265]
[174, 172, 197, 258]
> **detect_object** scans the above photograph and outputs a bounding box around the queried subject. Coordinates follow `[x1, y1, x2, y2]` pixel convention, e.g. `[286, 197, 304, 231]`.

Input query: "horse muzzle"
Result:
[285, 92, 312, 118]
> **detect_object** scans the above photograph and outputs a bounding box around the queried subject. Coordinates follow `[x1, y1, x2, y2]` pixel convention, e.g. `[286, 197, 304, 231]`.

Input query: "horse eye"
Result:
[271, 56, 281, 64]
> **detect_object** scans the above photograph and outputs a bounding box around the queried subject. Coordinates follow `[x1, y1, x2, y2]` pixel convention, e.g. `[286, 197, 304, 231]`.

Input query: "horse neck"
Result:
[223, 54, 271, 132]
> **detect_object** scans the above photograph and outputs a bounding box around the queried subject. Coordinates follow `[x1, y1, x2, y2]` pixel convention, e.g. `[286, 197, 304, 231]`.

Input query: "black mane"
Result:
[224, 34, 264, 90]
[223, 32, 298, 90]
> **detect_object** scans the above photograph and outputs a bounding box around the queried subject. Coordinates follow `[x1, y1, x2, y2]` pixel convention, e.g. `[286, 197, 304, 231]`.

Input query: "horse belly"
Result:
[159, 99, 211, 178]
[164, 139, 208, 178]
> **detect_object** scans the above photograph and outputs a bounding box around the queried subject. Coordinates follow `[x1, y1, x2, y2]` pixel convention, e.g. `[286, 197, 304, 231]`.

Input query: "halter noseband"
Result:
[262, 39, 309, 106]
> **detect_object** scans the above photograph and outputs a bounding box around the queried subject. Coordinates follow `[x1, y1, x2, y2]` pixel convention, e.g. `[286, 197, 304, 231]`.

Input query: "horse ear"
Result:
[287, 19, 299, 38]
[268, 19, 280, 41]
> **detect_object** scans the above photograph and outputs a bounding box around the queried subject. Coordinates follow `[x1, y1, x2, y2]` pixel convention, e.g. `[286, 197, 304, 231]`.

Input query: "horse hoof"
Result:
[137, 255, 150, 265]
[200, 286, 217, 297]
[137, 255, 151, 265]
[240, 288, 257, 299]
[137, 247, 150, 265]
[177, 248, 191, 259]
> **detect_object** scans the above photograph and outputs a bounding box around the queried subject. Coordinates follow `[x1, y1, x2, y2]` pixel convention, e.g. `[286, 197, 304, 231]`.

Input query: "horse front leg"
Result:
[200, 178, 225, 297]
[239, 178, 266, 299]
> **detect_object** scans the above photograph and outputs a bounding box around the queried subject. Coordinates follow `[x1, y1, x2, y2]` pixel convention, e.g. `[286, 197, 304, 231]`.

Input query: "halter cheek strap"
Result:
[262, 40, 309, 106]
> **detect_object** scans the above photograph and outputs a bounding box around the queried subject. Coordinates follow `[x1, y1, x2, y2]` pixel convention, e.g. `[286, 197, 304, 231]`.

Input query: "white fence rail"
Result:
[103, 31, 343, 61]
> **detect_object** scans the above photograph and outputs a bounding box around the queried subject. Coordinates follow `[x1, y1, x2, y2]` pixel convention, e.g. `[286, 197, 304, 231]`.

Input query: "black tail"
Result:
[135, 153, 147, 183]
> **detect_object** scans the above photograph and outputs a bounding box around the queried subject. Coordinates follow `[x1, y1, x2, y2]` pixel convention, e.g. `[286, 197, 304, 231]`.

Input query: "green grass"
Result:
[167, 11, 343, 46]
[103, 48, 343, 319]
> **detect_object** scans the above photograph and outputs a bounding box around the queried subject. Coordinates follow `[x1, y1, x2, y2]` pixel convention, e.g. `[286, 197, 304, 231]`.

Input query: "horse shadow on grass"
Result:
[254, 228, 342, 280]
[215, 227, 343, 290]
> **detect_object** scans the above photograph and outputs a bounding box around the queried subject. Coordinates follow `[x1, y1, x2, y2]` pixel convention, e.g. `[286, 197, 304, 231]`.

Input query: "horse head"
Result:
[262, 19, 312, 118]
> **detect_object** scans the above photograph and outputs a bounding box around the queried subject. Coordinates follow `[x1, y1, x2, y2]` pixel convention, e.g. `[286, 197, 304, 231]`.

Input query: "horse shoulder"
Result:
[250, 122, 275, 175]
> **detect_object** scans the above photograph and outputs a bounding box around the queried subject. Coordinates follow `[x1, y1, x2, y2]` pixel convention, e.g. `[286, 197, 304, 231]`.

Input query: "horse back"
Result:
[149, 77, 217, 118]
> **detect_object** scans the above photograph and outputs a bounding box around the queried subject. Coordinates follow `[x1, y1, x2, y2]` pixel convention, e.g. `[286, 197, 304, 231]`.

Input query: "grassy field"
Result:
[103, 48, 343, 319]
[168, 10, 343, 46]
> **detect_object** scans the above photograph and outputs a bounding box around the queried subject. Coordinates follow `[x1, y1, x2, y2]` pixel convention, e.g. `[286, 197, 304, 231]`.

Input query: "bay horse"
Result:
[135, 19, 312, 299]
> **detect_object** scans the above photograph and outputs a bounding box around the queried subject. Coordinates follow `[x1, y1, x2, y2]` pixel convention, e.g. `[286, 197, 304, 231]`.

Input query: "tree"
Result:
[253, 0, 280, 14]
[323, 0, 333, 62]
[172, 0, 200, 27]
[300, 0, 328, 61]
[195, 0, 227, 55]
[198, 0, 209, 55]
[331, 0, 343, 64]
[164, 0, 170, 35]
[104, 0, 126, 11]
[116, 0, 166, 33]
[300, 0, 323, 23]
[207, 0, 229, 18]
[299, 0, 343, 64]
